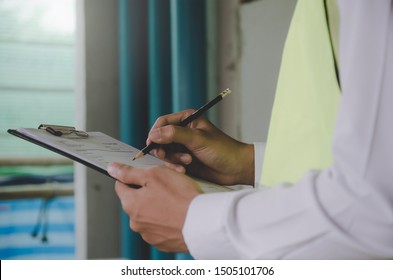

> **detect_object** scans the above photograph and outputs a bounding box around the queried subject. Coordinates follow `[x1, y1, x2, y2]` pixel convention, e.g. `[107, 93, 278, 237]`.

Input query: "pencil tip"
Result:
[132, 157, 135, 161]
[133, 151, 144, 161]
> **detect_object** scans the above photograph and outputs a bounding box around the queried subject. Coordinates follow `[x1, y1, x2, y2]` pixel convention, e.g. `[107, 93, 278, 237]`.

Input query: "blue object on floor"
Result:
[0, 196, 75, 260]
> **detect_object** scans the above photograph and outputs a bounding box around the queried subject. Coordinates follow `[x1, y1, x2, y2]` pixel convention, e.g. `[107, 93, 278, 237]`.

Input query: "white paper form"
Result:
[16, 128, 234, 193]
[17, 128, 163, 170]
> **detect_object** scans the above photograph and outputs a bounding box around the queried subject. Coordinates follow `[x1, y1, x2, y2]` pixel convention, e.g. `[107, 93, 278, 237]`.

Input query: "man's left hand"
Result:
[107, 162, 201, 252]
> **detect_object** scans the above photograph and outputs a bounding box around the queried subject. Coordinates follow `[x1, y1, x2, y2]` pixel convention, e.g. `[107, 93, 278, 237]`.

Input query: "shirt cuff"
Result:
[182, 190, 250, 259]
[253, 142, 266, 188]
[183, 143, 265, 259]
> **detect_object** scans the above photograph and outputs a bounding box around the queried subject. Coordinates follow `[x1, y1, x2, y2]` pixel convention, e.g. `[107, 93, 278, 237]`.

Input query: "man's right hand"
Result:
[146, 109, 254, 186]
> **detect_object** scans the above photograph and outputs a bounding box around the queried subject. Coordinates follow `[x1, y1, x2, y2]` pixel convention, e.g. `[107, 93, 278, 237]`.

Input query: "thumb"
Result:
[148, 125, 205, 149]
[114, 180, 134, 201]
[107, 162, 147, 187]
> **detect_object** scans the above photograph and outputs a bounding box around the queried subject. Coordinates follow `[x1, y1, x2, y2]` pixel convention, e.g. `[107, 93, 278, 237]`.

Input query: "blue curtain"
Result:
[118, 0, 208, 260]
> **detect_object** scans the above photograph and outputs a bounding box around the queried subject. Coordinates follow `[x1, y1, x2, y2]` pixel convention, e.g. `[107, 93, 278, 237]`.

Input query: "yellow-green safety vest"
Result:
[261, 0, 341, 186]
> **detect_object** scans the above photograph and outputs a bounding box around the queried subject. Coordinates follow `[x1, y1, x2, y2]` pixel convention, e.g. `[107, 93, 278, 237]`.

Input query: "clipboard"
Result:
[8, 127, 110, 178]
[8, 125, 234, 193]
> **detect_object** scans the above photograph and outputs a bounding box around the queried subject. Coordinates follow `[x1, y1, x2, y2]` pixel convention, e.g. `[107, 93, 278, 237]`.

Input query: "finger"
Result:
[178, 153, 192, 164]
[114, 180, 146, 220]
[148, 125, 205, 148]
[164, 152, 192, 165]
[151, 109, 195, 131]
[147, 146, 166, 160]
[152, 147, 166, 159]
[107, 162, 147, 186]
[114, 180, 130, 197]
[164, 162, 186, 173]
[114, 180, 135, 207]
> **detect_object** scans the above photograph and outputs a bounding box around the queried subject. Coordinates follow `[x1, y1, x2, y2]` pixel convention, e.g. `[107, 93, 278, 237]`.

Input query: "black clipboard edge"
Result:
[7, 129, 140, 189]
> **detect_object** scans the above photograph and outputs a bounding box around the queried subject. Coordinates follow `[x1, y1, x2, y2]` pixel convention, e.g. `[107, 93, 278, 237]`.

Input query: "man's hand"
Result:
[147, 109, 255, 186]
[107, 162, 201, 253]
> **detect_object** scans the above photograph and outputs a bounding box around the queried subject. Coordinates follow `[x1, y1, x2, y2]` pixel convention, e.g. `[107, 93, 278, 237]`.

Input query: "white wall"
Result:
[75, 0, 120, 259]
[219, 0, 297, 143]
[239, 0, 297, 143]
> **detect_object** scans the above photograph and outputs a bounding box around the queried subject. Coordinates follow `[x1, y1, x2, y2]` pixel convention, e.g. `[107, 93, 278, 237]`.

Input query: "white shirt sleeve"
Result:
[182, 0, 393, 259]
[253, 142, 266, 188]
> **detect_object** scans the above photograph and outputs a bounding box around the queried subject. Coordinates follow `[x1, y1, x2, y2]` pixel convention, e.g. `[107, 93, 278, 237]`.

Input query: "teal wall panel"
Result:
[119, 0, 209, 260]
[119, 0, 150, 260]
[148, 0, 175, 260]
[171, 0, 207, 111]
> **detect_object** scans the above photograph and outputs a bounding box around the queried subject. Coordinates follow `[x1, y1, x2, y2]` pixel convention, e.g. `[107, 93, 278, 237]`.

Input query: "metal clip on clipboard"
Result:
[38, 124, 89, 138]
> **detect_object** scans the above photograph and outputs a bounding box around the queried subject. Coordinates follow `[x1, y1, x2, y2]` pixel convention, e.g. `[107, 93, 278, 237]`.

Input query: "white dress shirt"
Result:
[182, 0, 393, 259]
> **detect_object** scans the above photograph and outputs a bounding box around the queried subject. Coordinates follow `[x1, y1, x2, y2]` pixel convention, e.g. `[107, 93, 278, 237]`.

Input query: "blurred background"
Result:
[0, 0, 296, 259]
[0, 0, 76, 259]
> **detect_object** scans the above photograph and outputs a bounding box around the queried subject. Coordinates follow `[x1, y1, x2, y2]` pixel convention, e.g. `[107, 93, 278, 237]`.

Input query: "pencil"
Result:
[133, 88, 231, 160]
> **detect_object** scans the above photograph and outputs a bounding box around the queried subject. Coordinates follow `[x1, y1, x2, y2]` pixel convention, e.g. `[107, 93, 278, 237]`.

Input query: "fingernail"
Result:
[176, 166, 184, 173]
[107, 162, 118, 177]
[180, 154, 191, 164]
[149, 128, 161, 141]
